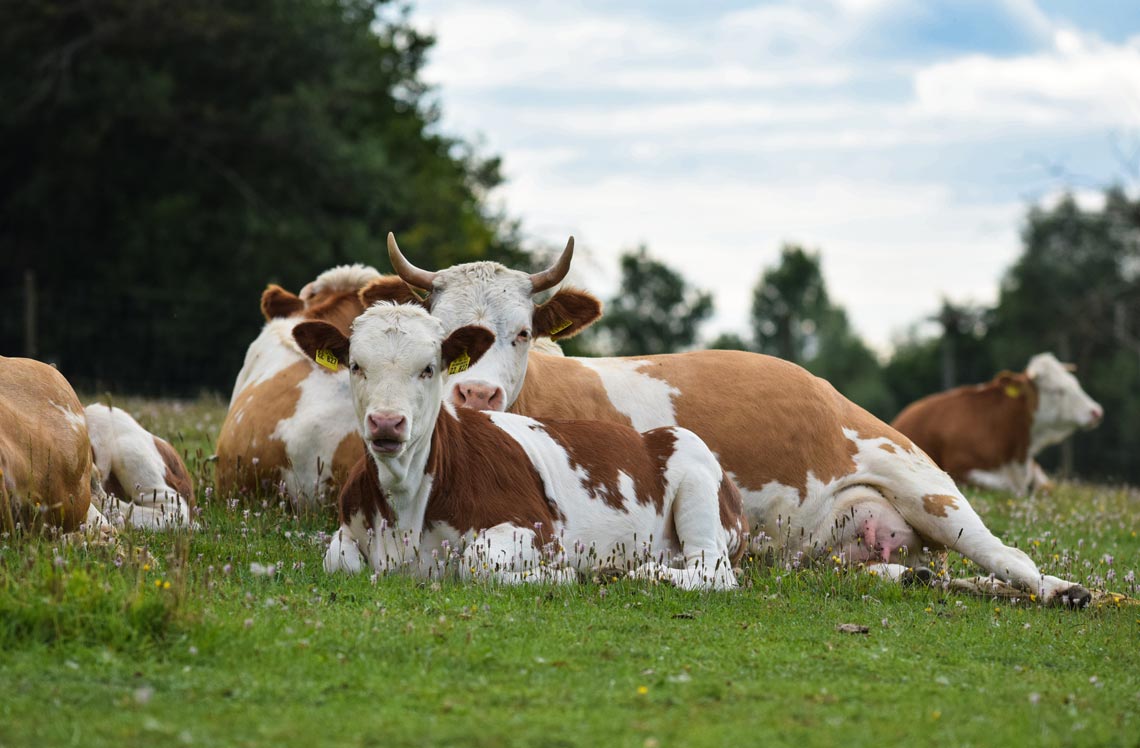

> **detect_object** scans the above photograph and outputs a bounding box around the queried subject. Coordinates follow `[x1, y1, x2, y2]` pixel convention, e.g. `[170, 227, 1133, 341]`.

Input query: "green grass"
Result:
[1, 397, 1138, 747]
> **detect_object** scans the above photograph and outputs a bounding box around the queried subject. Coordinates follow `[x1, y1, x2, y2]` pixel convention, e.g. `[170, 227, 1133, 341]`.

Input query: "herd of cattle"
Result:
[0, 234, 1105, 603]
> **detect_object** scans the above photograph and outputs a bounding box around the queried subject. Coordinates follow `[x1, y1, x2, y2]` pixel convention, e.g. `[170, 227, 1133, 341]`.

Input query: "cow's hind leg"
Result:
[641, 431, 738, 591]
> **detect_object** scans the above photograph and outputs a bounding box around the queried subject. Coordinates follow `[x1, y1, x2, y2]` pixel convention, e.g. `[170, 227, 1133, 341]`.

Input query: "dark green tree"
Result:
[750, 244, 894, 416]
[595, 246, 713, 355]
[0, 0, 526, 394]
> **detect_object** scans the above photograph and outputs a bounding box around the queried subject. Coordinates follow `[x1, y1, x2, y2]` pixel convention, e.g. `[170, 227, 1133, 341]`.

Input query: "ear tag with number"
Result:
[1003, 383, 1021, 398]
[315, 349, 340, 372]
[548, 318, 572, 335]
[448, 350, 471, 375]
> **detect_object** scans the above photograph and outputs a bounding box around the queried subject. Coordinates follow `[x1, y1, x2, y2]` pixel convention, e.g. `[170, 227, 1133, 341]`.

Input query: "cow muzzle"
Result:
[366, 412, 407, 454]
[451, 381, 505, 412]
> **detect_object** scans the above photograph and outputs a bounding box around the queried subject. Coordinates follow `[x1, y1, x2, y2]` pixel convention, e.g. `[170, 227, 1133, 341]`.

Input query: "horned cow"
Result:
[368, 234, 1091, 606]
[294, 304, 747, 590]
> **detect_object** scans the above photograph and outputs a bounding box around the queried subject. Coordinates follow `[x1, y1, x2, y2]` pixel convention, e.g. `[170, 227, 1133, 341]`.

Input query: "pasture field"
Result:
[1, 396, 1138, 748]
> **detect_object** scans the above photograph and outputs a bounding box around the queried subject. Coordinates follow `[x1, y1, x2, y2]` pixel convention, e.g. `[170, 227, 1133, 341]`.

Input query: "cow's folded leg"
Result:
[324, 525, 364, 574]
[458, 524, 575, 584]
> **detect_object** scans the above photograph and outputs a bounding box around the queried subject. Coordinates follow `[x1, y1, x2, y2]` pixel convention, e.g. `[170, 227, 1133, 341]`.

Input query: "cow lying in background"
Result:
[217, 264, 567, 507]
[294, 304, 747, 589]
[1, 356, 108, 532]
[891, 354, 1103, 496]
[216, 264, 381, 505]
[368, 234, 1091, 606]
[85, 404, 195, 528]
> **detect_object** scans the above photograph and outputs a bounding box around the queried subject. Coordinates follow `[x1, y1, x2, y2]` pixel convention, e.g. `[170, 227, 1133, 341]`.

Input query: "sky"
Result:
[408, 0, 1140, 352]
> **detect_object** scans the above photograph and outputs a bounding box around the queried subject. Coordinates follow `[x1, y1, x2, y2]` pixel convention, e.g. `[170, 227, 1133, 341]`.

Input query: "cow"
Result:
[85, 404, 195, 528]
[369, 233, 1091, 606]
[0, 356, 109, 532]
[890, 354, 1103, 496]
[292, 303, 747, 589]
[216, 264, 382, 506]
[217, 264, 568, 507]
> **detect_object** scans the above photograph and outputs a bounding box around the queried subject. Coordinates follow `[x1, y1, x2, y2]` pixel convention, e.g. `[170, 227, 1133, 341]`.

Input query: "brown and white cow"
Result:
[370, 234, 1091, 605]
[216, 264, 384, 505]
[891, 354, 1103, 496]
[85, 404, 195, 528]
[293, 304, 747, 589]
[0, 356, 108, 532]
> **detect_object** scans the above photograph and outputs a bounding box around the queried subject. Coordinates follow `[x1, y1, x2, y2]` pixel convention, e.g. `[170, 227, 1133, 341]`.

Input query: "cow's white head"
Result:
[366, 233, 602, 412]
[293, 304, 493, 460]
[1026, 352, 1103, 452]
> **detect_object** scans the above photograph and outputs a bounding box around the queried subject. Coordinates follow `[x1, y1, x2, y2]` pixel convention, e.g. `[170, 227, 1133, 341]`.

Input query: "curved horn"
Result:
[387, 232, 438, 291]
[529, 236, 575, 293]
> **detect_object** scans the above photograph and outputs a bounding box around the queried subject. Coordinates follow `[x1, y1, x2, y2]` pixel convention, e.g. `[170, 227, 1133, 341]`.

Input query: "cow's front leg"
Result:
[324, 524, 364, 574]
[459, 524, 575, 584]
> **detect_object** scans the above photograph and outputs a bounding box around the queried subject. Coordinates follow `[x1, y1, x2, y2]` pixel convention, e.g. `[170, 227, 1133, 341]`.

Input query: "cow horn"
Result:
[529, 236, 575, 293]
[387, 232, 438, 291]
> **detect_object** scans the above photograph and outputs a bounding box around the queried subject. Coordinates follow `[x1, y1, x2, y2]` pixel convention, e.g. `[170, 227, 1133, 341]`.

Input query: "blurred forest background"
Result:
[2, 1, 1139, 482]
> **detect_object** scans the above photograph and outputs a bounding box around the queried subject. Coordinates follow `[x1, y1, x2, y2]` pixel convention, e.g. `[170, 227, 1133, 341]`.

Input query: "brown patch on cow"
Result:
[336, 455, 396, 528]
[510, 354, 635, 427]
[718, 473, 748, 564]
[216, 361, 308, 496]
[533, 288, 603, 340]
[154, 437, 195, 508]
[330, 432, 365, 489]
[359, 277, 428, 310]
[421, 408, 560, 545]
[534, 421, 675, 513]
[892, 371, 1038, 483]
[261, 284, 305, 320]
[304, 287, 370, 337]
[879, 442, 897, 454]
[922, 494, 959, 517]
[0, 357, 92, 531]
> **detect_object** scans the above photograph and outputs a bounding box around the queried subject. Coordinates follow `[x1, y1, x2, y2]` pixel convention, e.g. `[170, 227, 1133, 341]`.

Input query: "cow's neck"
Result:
[1027, 385, 1070, 456]
[369, 402, 442, 535]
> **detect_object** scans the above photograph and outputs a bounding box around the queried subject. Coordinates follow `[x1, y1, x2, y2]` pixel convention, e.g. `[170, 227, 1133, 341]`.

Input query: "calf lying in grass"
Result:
[293, 304, 746, 590]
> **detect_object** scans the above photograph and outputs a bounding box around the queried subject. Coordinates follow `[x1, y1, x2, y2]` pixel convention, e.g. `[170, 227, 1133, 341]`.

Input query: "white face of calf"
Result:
[373, 234, 603, 412]
[292, 304, 494, 460]
[1027, 353, 1103, 435]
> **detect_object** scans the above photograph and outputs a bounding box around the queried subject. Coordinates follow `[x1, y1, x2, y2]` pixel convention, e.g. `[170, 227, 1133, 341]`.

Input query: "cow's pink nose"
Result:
[452, 382, 504, 411]
[1089, 407, 1103, 424]
[367, 413, 406, 440]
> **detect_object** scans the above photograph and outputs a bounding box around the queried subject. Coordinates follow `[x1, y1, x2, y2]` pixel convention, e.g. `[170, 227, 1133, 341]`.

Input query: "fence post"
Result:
[23, 268, 37, 359]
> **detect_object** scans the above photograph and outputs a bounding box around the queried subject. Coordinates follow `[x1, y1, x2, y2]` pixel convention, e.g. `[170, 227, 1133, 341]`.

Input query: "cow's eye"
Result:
[514, 329, 531, 346]
[420, 365, 434, 379]
[350, 361, 361, 375]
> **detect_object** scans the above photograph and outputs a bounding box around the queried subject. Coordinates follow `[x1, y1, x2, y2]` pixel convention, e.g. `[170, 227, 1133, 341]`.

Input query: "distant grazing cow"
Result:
[366, 234, 1091, 605]
[0, 356, 108, 532]
[85, 404, 195, 528]
[891, 354, 1103, 495]
[216, 264, 382, 505]
[293, 304, 747, 589]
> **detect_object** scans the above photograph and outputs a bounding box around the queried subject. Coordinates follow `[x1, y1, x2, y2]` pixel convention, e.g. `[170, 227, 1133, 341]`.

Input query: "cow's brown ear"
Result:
[533, 288, 602, 340]
[293, 321, 350, 373]
[441, 326, 495, 372]
[359, 277, 428, 310]
[261, 284, 304, 320]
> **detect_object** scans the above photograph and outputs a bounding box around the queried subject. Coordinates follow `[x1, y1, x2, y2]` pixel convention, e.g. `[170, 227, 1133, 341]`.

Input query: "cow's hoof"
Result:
[901, 567, 934, 587]
[1058, 585, 1092, 609]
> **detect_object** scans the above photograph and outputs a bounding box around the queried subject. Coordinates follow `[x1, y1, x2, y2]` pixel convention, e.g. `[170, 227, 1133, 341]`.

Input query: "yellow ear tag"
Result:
[448, 350, 471, 375]
[548, 318, 572, 335]
[315, 349, 340, 372]
[1004, 384, 1021, 398]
